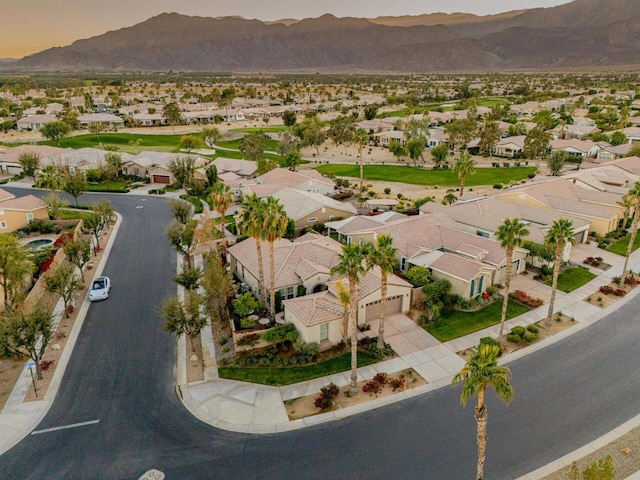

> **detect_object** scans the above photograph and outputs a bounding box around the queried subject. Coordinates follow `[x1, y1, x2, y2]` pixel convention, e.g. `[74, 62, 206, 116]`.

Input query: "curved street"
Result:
[0, 191, 638, 480]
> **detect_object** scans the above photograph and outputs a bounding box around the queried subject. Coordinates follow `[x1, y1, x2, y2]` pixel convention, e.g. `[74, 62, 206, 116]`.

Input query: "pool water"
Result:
[24, 238, 54, 251]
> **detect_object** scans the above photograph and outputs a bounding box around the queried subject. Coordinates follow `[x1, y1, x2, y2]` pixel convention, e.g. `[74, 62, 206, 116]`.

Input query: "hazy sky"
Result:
[2, 0, 571, 58]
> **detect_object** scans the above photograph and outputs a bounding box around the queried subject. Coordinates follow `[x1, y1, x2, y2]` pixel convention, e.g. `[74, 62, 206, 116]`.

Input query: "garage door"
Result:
[365, 295, 403, 322]
[152, 174, 171, 184]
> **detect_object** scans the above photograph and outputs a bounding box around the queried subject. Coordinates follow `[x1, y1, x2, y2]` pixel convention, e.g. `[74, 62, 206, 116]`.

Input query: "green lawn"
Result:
[231, 126, 287, 133]
[86, 180, 130, 193]
[606, 230, 640, 256]
[316, 164, 536, 187]
[218, 351, 378, 386]
[216, 137, 280, 153]
[58, 209, 97, 222]
[425, 300, 531, 342]
[39, 133, 183, 153]
[545, 266, 596, 293]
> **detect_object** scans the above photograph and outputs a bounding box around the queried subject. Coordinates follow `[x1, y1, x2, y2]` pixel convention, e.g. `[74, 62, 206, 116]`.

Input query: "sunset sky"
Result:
[2, 0, 571, 58]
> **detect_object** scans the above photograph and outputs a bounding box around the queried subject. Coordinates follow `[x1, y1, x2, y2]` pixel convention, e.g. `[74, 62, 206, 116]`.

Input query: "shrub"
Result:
[526, 325, 539, 334]
[390, 378, 405, 392]
[508, 325, 538, 344]
[479, 336, 502, 356]
[232, 292, 260, 318]
[509, 290, 544, 308]
[363, 380, 384, 396]
[384, 187, 391, 194]
[262, 323, 299, 344]
[405, 266, 432, 287]
[599, 285, 626, 297]
[373, 372, 388, 385]
[237, 333, 260, 346]
[613, 276, 621, 285]
[240, 317, 259, 330]
[503, 162, 510, 167]
[493, 183, 503, 189]
[314, 382, 340, 410]
[624, 275, 637, 285]
[527, 172, 536, 179]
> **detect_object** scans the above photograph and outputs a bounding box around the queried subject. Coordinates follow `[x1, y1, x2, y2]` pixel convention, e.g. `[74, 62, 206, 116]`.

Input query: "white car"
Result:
[89, 276, 111, 301]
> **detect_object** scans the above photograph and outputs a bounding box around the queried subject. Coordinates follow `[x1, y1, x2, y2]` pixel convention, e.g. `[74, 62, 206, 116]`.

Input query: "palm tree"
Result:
[453, 151, 476, 197]
[366, 234, 398, 349]
[209, 183, 234, 255]
[36, 165, 65, 218]
[353, 128, 369, 193]
[237, 194, 267, 305]
[545, 219, 575, 323]
[622, 182, 640, 276]
[452, 343, 514, 480]
[335, 279, 350, 343]
[331, 243, 371, 396]
[495, 219, 529, 338]
[263, 197, 289, 318]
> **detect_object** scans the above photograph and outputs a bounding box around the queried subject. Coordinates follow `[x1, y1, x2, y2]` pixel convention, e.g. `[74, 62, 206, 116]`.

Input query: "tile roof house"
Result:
[228, 233, 412, 349]
[495, 178, 624, 235]
[122, 152, 209, 184]
[271, 188, 357, 232]
[16, 114, 57, 131]
[78, 113, 124, 128]
[493, 135, 525, 158]
[0, 146, 66, 175]
[0, 189, 48, 232]
[239, 168, 336, 198]
[550, 139, 604, 159]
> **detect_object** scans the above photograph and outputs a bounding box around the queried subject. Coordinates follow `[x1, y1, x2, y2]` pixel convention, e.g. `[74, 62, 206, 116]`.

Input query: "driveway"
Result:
[367, 313, 440, 355]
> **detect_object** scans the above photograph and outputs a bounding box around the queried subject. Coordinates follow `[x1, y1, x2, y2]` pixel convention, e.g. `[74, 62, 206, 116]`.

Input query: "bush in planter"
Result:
[404, 265, 431, 287]
[240, 317, 259, 330]
[314, 383, 340, 410]
[237, 333, 260, 346]
[233, 292, 260, 318]
[262, 323, 299, 344]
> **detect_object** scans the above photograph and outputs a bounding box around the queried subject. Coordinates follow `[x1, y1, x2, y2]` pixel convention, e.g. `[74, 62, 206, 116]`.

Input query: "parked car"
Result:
[89, 276, 111, 301]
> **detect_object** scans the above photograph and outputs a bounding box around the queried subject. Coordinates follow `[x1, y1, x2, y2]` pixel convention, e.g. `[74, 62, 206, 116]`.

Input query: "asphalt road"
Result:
[0, 190, 638, 480]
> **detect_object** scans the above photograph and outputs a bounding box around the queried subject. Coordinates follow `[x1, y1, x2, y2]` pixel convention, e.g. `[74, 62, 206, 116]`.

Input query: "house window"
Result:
[26, 213, 34, 224]
[346, 236, 352, 245]
[400, 257, 407, 271]
[478, 276, 484, 293]
[0, 221, 6, 229]
[307, 217, 318, 223]
[470, 279, 476, 297]
[279, 286, 295, 300]
[476, 230, 490, 238]
[320, 323, 328, 341]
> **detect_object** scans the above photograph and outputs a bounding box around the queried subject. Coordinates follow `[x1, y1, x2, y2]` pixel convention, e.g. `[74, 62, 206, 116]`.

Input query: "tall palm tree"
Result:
[262, 197, 289, 318]
[353, 128, 369, 193]
[209, 183, 234, 255]
[237, 194, 267, 305]
[495, 219, 529, 338]
[453, 151, 476, 197]
[335, 279, 350, 343]
[622, 182, 640, 276]
[366, 234, 398, 349]
[331, 243, 371, 396]
[452, 343, 514, 480]
[36, 165, 65, 218]
[545, 219, 575, 323]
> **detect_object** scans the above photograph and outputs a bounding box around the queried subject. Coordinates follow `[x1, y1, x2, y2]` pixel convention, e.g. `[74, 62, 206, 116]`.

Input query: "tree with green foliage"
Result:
[609, 131, 627, 146]
[285, 151, 302, 171]
[63, 236, 92, 283]
[174, 264, 202, 292]
[239, 132, 266, 162]
[282, 110, 297, 128]
[180, 135, 203, 154]
[163, 102, 182, 132]
[404, 265, 431, 287]
[0, 306, 53, 380]
[0, 234, 34, 308]
[18, 151, 41, 184]
[366, 234, 398, 348]
[168, 155, 196, 189]
[524, 127, 551, 162]
[547, 150, 570, 176]
[257, 157, 278, 175]
[169, 198, 192, 225]
[364, 104, 378, 120]
[44, 263, 79, 318]
[36, 165, 65, 218]
[89, 122, 106, 142]
[209, 183, 234, 254]
[276, 130, 300, 159]
[232, 292, 260, 318]
[533, 109, 557, 131]
[205, 164, 218, 187]
[479, 120, 501, 157]
[166, 219, 197, 268]
[389, 140, 407, 162]
[622, 181, 640, 276]
[444, 117, 477, 152]
[406, 138, 426, 167]
[495, 218, 529, 337]
[328, 115, 356, 153]
[62, 170, 88, 206]
[102, 152, 122, 181]
[331, 243, 371, 396]
[161, 291, 207, 353]
[453, 151, 476, 197]
[430, 143, 449, 167]
[40, 121, 70, 146]
[294, 115, 326, 156]
[452, 343, 514, 480]
[128, 138, 143, 154]
[443, 189, 457, 205]
[508, 122, 527, 137]
[202, 252, 233, 326]
[237, 194, 267, 304]
[545, 219, 575, 323]
[263, 197, 290, 318]
[353, 127, 369, 191]
[201, 126, 221, 148]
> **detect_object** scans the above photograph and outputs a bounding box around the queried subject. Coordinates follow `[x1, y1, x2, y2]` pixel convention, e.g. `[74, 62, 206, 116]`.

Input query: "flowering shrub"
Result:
[362, 380, 384, 395]
[314, 382, 340, 410]
[390, 378, 405, 392]
[509, 290, 544, 308]
[373, 372, 388, 386]
[40, 359, 55, 371]
[624, 275, 637, 285]
[599, 285, 626, 297]
[54, 232, 74, 248]
[583, 257, 602, 267]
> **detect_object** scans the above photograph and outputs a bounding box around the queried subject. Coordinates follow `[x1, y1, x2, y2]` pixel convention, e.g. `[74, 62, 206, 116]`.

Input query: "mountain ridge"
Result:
[12, 0, 640, 73]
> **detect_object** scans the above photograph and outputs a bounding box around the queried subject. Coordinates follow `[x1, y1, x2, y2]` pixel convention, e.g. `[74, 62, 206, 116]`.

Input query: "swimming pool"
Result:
[23, 238, 54, 251]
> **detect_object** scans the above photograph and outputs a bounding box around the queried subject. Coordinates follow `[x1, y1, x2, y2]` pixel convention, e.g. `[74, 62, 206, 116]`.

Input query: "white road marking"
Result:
[136, 206, 144, 209]
[31, 419, 100, 435]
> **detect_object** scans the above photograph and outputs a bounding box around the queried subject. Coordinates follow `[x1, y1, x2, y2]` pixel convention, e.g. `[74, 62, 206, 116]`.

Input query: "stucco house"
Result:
[239, 168, 336, 198]
[0, 189, 48, 232]
[271, 188, 357, 232]
[16, 114, 57, 131]
[493, 136, 525, 158]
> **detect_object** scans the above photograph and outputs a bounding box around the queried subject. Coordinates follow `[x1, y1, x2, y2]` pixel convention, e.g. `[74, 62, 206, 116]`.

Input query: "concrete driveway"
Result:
[367, 313, 440, 355]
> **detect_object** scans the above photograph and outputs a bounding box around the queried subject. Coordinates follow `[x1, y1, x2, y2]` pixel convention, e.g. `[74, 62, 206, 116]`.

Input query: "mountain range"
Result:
[12, 0, 640, 73]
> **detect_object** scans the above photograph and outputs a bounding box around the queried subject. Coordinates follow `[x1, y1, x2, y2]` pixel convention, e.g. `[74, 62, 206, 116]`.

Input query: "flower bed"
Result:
[509, 290, 544, 308]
